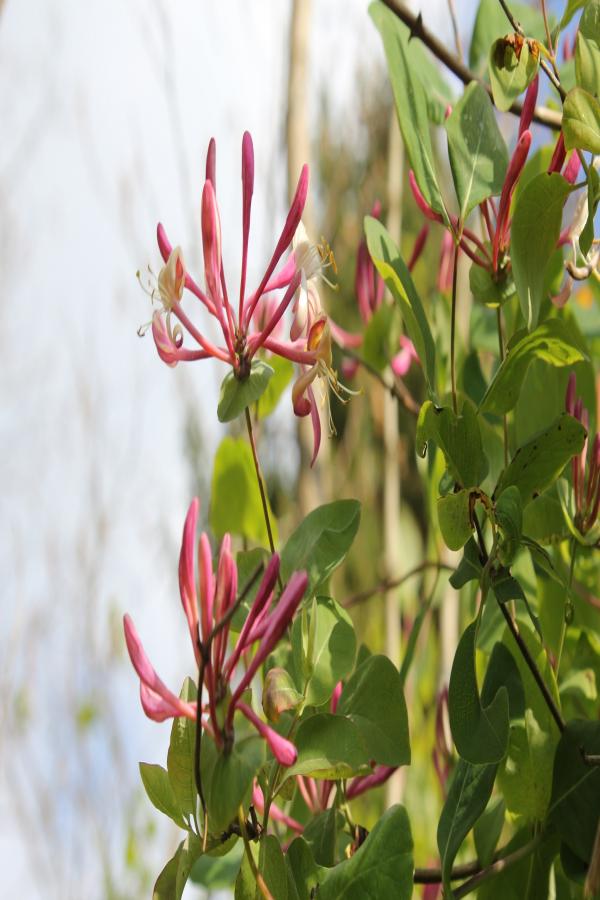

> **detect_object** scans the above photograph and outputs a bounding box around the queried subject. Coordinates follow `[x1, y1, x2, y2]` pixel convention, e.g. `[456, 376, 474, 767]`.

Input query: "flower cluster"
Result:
[123, 499, 308, 765]
[566, 373, 600, 537]
[139, 132, 354, 464]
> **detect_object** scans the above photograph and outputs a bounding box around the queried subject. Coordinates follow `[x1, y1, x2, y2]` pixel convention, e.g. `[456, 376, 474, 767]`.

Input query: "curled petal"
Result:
[308, 384, 322, 467]
[552, 276, 573, 309]
[292, 365, 318, 417]
[179, 499, 200, 665]
[237, 702, 298, 766]
[152, 312, 180, 367]
[328, 319, 363, 350]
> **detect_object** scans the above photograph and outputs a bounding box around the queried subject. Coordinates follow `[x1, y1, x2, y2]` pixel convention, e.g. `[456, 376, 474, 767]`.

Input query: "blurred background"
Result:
[0, 0, 539, 897]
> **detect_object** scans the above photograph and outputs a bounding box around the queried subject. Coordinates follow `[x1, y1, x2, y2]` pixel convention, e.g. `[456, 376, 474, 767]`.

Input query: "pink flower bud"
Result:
[179, 499, 200, 664]
[346, 765, 396, 799]
[563, 151, 582, 184]
[409, 171, 443, 223]
[548, 133, 566, 174]
[237, 701, 298, 766]
[407, 224, 430, 272]
[205, 137, 216, 188]
[519, 75, 539, 137]
[201, 180, 223, 305]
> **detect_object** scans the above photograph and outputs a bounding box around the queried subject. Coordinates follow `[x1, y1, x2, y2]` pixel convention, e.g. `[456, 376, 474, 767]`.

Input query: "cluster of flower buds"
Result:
[123, 499, 308, 765]
[566, 374, 600, 537]
[342, 201, 421, 381]
[140, 131, 354, 464]
[409, 76, 582, 293]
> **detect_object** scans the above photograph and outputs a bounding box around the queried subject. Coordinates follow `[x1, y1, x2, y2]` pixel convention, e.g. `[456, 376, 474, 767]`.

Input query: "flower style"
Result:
[139, 131, 351, 461]
[123, 498, 308, 765]
[566, 374, 600, 538]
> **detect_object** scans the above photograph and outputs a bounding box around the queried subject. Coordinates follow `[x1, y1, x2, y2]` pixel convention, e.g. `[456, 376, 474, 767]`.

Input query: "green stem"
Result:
[450, 241, 459, 415]
[453, 835, 542, 898]
[555, 538, 577, 676]
[496, 307, 509, 469]
[245, 408, 282, 589]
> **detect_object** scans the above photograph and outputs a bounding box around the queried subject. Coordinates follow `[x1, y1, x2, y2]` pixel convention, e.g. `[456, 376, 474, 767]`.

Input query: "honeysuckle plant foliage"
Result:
[125, 1, 600, 897]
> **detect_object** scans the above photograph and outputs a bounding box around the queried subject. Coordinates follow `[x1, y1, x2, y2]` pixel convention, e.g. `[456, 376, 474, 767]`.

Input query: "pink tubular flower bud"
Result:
[198, 532, 215, 645]
[407, 223, 430, 272]
[239, 131, 254, 319]
[437, 230, 454, 292]
[565, 372, 577, 416]
[230, 571, 308, 712]
[237, 701, 298, 766]
[252, 784, 303, 832]
[563, 151, 582, 184]
[548, 133, 566, 174]
[409, 171, 443, 223]
[205, 137, 216, 189]
[519, 75, 539, 137]
[179, 499, 200, 664]
[346, 765, 396, 800]
[201, 180, 223, 305]
[493, 130, 532, 268]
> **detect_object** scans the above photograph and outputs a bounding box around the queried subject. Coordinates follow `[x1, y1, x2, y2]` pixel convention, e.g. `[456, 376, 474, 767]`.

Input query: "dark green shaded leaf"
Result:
[438, 490, 474, 551]
[495, 486, 523, 565]
[549, 719, 600, 864]
[448, 621, 510, 764]
[470, 263, 516, 308]
[450, 538, 483, 589]
[318, 805, 413, 900]
[235, 835, 288, 900]
[190, 841, 243, 889]
[286, 838, 320, 899]
[437, 759, 497, 892]
[204, 735, 265, 834]
[417, 400, 488, 488]
[495, 413, 587, 505]
[303, 808, 340, 868]
[337, 654, 411, 767]
[285, 714, 370, 781]
[474, 797, 506, 867]
[217, 360, 274, 423]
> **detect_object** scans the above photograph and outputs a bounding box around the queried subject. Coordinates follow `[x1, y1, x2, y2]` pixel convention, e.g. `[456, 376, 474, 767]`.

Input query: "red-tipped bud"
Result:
[407, 223, 430, 272]
[205, 137, 216, 188]
[548, 133, 566, 174]
[409, 170, 443, 223]
[519, 75, 539, 137]
[563, 151, 582, 184]
[237, 701, 298, 766]
[201, 180, 223, 304]
[179, 499, 200, 661]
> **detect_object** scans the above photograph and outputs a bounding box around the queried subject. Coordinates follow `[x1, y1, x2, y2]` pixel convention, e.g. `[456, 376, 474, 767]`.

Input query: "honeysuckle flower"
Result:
[391, 335, 420, 378]
[566, 374, 599, 537]
[291, 317, 359, 465]
[138, 132, 355, 457]
[123, 498, 308, 766]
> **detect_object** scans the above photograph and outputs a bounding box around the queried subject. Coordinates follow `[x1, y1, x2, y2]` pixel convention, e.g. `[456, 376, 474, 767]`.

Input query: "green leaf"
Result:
[473, 797, 506, 867]
[495, 412, 587, 505]
[448, 622, 510, 764]
[256, 356, 294, 418]
[438, 490, 474, 551]
[445, 81, 508, 219]
[303, 808, 340, 868]
[167, 678, 197, 820]
[281, 500, 361, 594]
[469, 263, 516, 308]
[362, 303, 402, 372]
[437, 759, 497, 893]
[217, 360, 274, 423]
[235, 835, 288, 900]
[369, 2, 446, 218]
[364, 216, 437, 396]
[139, 763, 187, 830]
[549, 719, 600, 864]
[480, 319, 587, 416]
[210, 436, 278, 546]
[190, 841, 243, 889]
[285, 714, 370, 781]
[204, 735, 265, 834]
[153, 835, 202, 900]
[576, 0, 600, 96]
[286, 838, 320, 899]
[489, 37, 540, 112]
[563, 86, 600, 153]
[337, 655, 411, 767]
[318, 805, 413, 900]
[469, 0, 547, 74]
[561, 0, 587, 28]
[417, 400, 488, 488]
[450, 538, 483, 589]
[291, 596, 356, 706]
[495, 486, 523, 566]
[491, 569, 542, 639]
[511, 173, 574, 328]
[498, 709, 555, 821]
